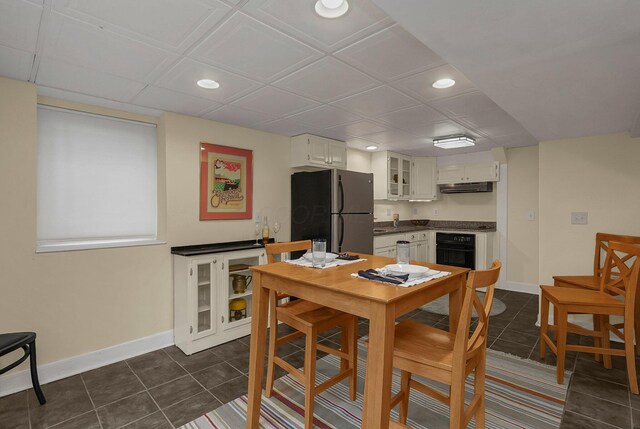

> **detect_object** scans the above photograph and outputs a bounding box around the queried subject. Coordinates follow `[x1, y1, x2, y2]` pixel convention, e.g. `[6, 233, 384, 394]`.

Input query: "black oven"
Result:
[436, 232, 475, 270]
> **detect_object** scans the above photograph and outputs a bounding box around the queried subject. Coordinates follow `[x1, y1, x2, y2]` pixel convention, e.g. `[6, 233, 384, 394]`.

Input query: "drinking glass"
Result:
[396, 240, 410, 265]
[254, 222, 261, 245]
[272, 221, 281, 242]
[312, 238, 327, 268]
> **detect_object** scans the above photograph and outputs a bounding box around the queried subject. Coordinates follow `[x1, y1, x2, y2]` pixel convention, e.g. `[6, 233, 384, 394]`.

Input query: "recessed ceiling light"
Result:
[197, 79, 220, 89]
[433, 135, 475, 149]
[432, 78, 455, 89]
[365, 145, 378, 151]
[315, 0, 349, 18]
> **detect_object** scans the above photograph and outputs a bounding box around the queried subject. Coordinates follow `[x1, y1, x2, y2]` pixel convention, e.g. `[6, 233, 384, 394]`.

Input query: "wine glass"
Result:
[254, 222, 261, 245]
[273, 221, 281, 242]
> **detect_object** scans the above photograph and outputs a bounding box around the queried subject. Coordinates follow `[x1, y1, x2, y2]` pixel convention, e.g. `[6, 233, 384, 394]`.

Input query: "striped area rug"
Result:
[180, 340, 570, 429]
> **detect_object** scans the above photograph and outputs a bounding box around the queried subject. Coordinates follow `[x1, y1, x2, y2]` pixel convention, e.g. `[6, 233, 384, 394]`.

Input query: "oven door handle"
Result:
[436, 246, 474, 252]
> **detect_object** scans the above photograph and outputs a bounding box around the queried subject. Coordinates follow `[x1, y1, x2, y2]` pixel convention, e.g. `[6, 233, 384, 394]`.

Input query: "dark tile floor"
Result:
[1, 290, 639, 428]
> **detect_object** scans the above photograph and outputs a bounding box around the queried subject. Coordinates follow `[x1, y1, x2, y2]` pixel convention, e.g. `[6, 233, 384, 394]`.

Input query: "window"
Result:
[37, 105, 159, 252]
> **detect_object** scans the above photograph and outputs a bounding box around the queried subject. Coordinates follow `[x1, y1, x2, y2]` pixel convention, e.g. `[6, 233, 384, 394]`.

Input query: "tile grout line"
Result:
[79, 373, 103, 429]
[124, 357, 175, 429]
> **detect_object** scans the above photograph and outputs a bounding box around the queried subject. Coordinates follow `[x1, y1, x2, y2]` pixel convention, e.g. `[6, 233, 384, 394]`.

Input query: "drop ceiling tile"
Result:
[0, 45, 34, 80]
[273, 57, 378, 102]
[345, 137, 380, 150]
[230, 86, 320, 117]
[253, 117, 317, 136]
[320, 120, 389, 139]
[0, 0, 42, 52]
[42, 12, 176, 81]
[155, 58, 263, 103]
[416, 120, 475, 139]
[201, 104, 278, 127]
[36, 58, 147, 102]
[335, 24, 444, 81]
[357, 128, 425, 146]
[392, 65, 476, 103]
[52, 0, 231, 52]
[284, 105, 361, 130]
[242, 0, 392, 52]
[490, 133, 538, 148]
[192, 12, 322, 82]
[131, 85, 220, 116]
[429, 91, 501, 118]
[331, 85, 419, 117]
[457, 110, 526, 137]
[374, 105, 446, 134]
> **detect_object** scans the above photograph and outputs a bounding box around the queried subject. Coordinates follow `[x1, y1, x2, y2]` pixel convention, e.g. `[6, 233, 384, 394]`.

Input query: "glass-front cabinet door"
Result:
[220, 249, 265, 332]
[401, 157, 411, 198]
[388, 155, 400, 199]
[191, 258, 217, 340]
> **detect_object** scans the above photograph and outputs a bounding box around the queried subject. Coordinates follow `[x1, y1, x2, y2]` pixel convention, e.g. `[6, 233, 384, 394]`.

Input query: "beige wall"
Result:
[506, 146, 539, 285]
[0, 77, 291, 368]
[539, 132, 640, 285]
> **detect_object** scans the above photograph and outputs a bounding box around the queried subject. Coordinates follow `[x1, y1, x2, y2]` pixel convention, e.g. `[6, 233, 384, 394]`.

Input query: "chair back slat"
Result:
[594, 233, 640, 279]
[601, 243, 640, 314]
[453, 261, 502, 361]
[265, 240, 311, 263]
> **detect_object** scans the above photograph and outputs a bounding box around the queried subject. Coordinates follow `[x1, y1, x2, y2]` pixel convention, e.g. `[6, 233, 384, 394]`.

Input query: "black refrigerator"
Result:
[291, 169, 374, 254]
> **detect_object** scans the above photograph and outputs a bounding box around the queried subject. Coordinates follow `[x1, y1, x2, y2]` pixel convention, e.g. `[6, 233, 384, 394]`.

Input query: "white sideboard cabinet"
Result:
[172, 243, 266, 355]
[291, 134, 347, 169]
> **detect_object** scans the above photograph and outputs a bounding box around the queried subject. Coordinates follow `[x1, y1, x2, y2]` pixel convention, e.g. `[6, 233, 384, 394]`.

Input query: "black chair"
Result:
[0, 332, 46, 404]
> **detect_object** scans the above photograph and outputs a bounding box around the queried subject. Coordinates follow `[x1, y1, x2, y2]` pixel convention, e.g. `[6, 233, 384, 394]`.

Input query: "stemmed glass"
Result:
[273, 221, 281, 242]
[254, 222, 261, 245]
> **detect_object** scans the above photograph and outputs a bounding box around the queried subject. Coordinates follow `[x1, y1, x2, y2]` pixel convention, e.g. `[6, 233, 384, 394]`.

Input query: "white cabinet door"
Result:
[409, 242, 418, 261]
[190, 257, 217, 341]
[437, 165, 466, 184]
[307, 137, 328, 166]
[411, 157, 437, 200]
[327, 140, 347, 168]
[415, 242, 428, 263]
[400, 156, 411, 199]
[465, 161, 499, 182]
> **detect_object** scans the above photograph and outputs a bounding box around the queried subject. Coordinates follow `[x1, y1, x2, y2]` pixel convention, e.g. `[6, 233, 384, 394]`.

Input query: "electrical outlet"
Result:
[386, 208, 391, 216]
[527, 211, 535, 221]
[571, 212, 588, 225]
[413, 207, 418, 215]
[433, 208, 439, 216]
[255, 211, 262, 223]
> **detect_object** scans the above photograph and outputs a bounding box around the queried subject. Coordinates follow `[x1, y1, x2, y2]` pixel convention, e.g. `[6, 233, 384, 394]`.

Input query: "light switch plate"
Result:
[571, 212, 588, 225]
[527, 211, 535, 221]
[433, 208, 439, 216]
[413, 208, 418, 215]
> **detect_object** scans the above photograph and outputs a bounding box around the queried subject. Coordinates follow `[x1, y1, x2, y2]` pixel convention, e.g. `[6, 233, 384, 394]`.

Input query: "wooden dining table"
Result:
[245, 254, 469, 429]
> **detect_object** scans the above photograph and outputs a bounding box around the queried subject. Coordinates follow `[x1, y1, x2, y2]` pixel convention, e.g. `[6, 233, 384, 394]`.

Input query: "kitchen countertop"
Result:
[373, 220, 496, 236]
[171, 239, 273, 256]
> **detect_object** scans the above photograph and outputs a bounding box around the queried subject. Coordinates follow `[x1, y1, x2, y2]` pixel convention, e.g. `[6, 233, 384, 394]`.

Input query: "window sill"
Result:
[36, 238, 167, 253]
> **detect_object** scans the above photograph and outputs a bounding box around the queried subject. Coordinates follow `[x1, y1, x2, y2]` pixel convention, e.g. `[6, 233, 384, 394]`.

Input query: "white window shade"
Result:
[37, 105, 158, 252]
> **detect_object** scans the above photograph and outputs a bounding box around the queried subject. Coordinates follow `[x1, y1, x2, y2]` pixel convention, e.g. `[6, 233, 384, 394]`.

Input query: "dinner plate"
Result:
[383, 264, 437, 279]
[302, 252, 338, 262]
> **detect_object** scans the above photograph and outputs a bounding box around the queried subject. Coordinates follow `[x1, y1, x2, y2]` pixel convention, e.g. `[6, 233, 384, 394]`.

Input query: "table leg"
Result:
[246, 272, 269, 429]
[448, 275, 466, 333]
[362, 303, 395, 429]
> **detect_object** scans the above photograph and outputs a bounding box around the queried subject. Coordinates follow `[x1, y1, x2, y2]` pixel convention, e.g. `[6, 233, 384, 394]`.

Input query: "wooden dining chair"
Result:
[264, 240, 358, 429]
[540, 241, 640, 394]
[388, 260, 501, 429]
[553, 233, 640, 354]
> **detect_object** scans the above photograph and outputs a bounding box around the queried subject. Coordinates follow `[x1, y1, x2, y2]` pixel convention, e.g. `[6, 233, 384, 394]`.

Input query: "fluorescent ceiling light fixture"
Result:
[432, 78, 455, 89]
[433, 135, 476, 149]
[315, 0, 349, 18]
[365, 145, 378, 151]
[197, 79, 220, 89]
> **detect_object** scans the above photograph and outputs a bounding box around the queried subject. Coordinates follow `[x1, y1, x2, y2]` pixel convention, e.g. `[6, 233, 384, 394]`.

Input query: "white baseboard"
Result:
[497, 280, 539, 295]
[0, 330, 174, 398]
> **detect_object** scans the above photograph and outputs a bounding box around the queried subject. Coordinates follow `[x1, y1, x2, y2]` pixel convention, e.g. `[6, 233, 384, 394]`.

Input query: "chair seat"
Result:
[541, 285, 624, 308]
[553, 275, 599, 290]
[393, 320, 456, 371]
[0, 332, 35, 355]
[277, 300, 353, 329]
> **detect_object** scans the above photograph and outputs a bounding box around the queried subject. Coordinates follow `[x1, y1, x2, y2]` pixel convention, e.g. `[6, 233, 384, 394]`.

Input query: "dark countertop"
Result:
[171, 239, 273, 256]
[374, 220, 496, 236]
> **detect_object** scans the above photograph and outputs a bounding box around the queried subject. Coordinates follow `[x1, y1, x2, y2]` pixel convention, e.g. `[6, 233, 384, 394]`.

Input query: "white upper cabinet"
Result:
[291, 134, 347, 169]
[372, 151, 412, 200]
[410, 157, 437, 200]
[437, 161, 499, 184]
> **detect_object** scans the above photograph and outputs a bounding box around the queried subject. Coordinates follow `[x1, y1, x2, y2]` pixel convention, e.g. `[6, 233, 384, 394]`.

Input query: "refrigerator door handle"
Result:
[338, 177, 344, 214]
[338, 214, 345, 252]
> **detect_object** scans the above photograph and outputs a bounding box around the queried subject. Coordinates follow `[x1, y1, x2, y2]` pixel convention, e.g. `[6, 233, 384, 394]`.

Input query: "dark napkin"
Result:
[357, 269, 409, 285]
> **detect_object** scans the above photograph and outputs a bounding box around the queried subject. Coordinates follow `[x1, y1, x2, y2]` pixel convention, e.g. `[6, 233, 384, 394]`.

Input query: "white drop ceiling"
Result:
[2, 0, 637, 155]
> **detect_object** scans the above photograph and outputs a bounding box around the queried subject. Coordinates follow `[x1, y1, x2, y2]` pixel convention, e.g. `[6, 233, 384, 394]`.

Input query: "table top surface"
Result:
[250, 254, 469, 305]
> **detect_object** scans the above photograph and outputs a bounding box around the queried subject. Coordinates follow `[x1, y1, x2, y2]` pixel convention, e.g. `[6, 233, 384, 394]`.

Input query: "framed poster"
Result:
[200, 143, 253, 220]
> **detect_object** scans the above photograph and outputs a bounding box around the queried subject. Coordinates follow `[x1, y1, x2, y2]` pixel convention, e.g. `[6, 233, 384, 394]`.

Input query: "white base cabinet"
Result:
[373, 230, 430, 263]
[173, 247, 266, 355]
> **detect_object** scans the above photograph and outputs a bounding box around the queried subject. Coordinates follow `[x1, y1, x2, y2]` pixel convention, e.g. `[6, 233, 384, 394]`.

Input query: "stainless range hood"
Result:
[439, 182, 493, 194]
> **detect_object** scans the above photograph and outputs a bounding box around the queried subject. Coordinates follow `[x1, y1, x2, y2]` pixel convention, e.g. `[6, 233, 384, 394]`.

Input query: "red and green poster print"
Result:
[200, 143, 253, 220]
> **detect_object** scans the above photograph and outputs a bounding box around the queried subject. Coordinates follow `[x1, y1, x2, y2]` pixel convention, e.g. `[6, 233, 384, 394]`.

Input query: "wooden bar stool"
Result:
[389, 260, 501, 429]
[264, 241, 358, 429]
[0, 332, 46, 404]
[541, 241, 640, 394]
